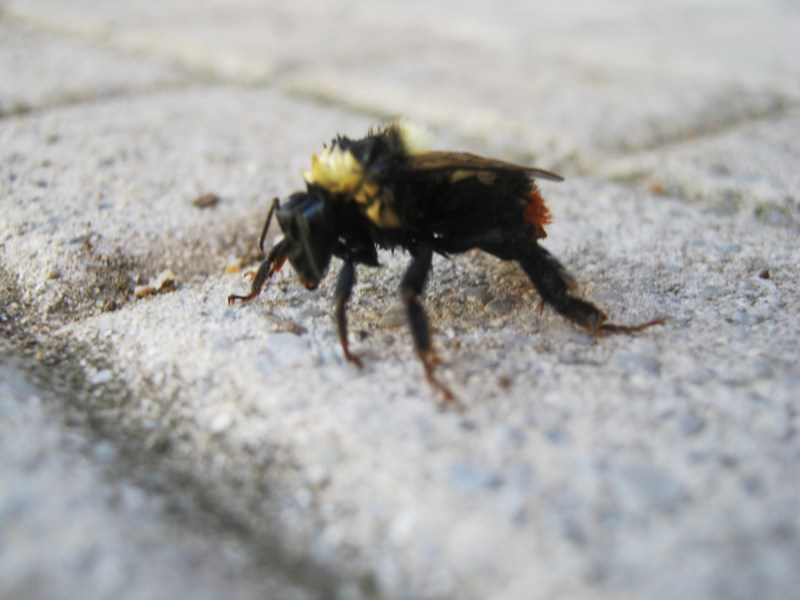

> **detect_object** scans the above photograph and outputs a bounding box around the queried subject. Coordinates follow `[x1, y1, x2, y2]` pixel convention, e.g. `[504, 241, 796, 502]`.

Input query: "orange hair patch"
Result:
[523, 187, 552, 239]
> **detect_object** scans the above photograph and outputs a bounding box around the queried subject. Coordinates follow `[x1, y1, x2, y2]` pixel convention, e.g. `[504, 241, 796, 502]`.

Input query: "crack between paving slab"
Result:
[2, 10, 272, 89]
[0, 74, 209, 120]
[0, 79, 203, 120]
[283, 85, 399, 122]
[0, 268, 351, 600]
[0, 10, 210, 118]
[600, 98, 797, 164]
[8, 344, 347, 600]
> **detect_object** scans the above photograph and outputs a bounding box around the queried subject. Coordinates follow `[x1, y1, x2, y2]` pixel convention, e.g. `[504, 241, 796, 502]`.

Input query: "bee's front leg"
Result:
[228, 238, 289, 304]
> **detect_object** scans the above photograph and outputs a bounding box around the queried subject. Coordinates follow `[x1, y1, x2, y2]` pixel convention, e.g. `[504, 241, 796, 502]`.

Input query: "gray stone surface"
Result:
[0, 348, 324, 600]
[0, 17, 188, 116]
[594, 110, 800, 228]
[1, 2, 799, 599]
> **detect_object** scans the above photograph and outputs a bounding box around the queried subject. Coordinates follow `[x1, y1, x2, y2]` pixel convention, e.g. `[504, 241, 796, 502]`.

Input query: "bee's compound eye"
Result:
[277, 192, 334, 286]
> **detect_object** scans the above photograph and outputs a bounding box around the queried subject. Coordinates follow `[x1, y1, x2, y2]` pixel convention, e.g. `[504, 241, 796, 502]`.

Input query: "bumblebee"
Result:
[229, 121, 661, 400]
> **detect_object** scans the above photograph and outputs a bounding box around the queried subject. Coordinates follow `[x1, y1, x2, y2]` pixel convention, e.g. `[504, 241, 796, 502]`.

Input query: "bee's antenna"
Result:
[258, 197, 280, 254]
[297, 216, 323, 282]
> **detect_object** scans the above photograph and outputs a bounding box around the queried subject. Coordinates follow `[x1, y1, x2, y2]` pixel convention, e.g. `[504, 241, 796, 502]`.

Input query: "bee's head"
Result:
[276, 191, 335, 289]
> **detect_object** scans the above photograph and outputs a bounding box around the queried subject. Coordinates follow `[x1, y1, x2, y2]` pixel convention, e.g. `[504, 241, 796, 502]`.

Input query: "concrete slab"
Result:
[282, 1, 800, 166]
[0, 349, 322, 600]
[4, 87, 798, 596]
[593, 109, 800, 228]
[10, 1, 799, 165]
[0, 18, 187, 115]
[0, 87, 371, 326]
[2, 2, 799, 599]
[51, 178, 800, 599]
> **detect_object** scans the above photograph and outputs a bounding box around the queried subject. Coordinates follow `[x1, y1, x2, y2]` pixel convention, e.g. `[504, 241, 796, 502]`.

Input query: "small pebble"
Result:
[89, 369, 113, 385]
[617, 460, 685, 511]
[612, 351, 661, 376]
[210, 412, 233, 433]
[678, 411, 706, 436]
[486, 298, 515, 315]
[463, 285, 491, 305]
[378, 305, 406, 328]
[192, 192, 220, 208]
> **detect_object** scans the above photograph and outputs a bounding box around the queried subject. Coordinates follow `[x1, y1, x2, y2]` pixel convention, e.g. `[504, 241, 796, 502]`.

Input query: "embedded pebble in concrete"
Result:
[485, 297, 516, 316]
[614, 459, 687, 513]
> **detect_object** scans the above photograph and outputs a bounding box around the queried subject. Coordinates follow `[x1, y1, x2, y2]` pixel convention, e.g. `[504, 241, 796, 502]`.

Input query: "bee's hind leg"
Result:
[515, 242, 663, 335]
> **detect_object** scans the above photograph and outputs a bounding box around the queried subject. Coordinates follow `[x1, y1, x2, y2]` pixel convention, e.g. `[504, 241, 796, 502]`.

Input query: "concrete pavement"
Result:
[1, 2, 799, 599]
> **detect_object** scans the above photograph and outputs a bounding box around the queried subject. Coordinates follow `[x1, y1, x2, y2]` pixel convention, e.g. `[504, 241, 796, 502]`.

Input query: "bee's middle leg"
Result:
[334, 259, 362, 367]
[400, 245, 454, 402]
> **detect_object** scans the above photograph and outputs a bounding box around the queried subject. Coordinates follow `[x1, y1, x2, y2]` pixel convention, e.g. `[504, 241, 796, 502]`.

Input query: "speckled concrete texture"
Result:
[1, 2, 799, 599]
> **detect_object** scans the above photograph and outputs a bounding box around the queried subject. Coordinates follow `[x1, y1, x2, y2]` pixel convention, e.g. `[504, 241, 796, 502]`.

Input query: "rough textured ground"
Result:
[1, 2, 799, 599]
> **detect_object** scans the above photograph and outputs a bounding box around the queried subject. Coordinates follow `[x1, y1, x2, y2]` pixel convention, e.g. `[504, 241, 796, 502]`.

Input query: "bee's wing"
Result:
[400, 151, 564, 182]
